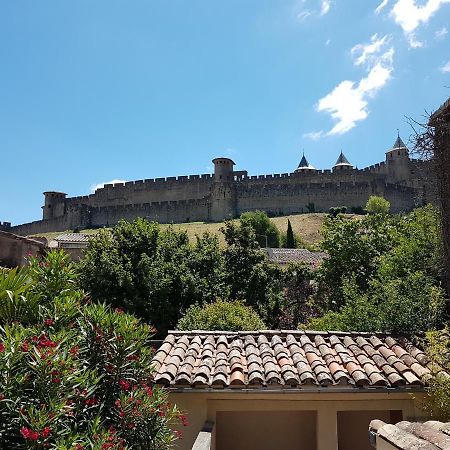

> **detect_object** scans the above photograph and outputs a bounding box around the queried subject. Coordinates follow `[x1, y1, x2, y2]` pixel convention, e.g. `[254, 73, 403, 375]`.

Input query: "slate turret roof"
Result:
[391, 135, 407, 150]
[296, 154, 316, 171]
[151, 330, 439, 390]
[334, 151, 352, 167]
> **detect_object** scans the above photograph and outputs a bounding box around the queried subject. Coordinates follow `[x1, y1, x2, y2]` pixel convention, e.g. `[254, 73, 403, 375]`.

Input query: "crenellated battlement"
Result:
[7, 146, 432, 236]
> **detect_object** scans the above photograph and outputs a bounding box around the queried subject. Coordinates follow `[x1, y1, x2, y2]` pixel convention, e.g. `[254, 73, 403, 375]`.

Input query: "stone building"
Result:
[1, 135, 432, 236]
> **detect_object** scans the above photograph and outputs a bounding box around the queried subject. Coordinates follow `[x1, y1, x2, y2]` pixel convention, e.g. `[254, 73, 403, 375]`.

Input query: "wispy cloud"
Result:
[325, 38, 331, 46]
[303, 131, 324, 140]
[296, 0, 332, 21]
[435, 26, 448, 39]
[441, 60, 450, 72]
[390, 0, 450, 48]
[91, 179, 127, 193]
[375, 0, 390, 14]
[320, 0, 331, 15]
[297, 9, 312, 20]
[351, 34, 390, 66]
[309, 35, 394, 136]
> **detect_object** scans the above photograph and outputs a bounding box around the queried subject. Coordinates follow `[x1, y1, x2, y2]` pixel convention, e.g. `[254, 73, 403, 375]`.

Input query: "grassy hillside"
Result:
[31, 213, 330, 246]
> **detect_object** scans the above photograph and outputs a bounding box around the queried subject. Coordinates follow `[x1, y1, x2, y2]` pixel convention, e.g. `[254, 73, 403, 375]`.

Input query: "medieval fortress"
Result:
[1, 136, 432, 236]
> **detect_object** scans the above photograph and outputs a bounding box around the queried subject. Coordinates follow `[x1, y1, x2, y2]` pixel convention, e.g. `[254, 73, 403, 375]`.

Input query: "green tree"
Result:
[285, 219, 295, 248]
[177, 300, 265, 331]
[240, 210, 280, 248]
[366, 195, 390, 215]
[79, 219, 227, 336]
[318, 214, 393, 309]
[221, 220, 284, 326]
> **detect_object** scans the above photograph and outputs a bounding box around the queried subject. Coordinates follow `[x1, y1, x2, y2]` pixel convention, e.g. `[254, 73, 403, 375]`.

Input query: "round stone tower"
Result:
[212, 157, 235, 182]
[42, 191, 67, 220]
[210, 157, 236, 221]
[385, 134, 410, 182]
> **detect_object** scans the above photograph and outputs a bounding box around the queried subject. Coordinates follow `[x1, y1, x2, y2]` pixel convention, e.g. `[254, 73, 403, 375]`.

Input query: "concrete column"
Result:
[317, 408, 338, 450]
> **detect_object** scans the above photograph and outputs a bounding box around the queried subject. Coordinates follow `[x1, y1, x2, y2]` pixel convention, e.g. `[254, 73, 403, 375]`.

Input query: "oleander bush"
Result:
[0, 251, 185, 450]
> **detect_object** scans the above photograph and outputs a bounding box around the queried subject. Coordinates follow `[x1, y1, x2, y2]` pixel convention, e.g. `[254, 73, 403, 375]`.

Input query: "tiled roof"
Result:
[151, 331, 438, 390]
[54, 233, 90, 243]
[430, 96, 450, 122]
[370, 419, 450, 449]
[265, 248, 326, 267]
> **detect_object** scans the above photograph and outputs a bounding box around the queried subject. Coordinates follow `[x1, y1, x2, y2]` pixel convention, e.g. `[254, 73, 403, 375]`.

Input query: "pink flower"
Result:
[44, 319, 54, 326]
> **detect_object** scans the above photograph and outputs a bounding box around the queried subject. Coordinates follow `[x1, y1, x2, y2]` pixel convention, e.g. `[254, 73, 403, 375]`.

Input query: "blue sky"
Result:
[1, 0, 449, 225]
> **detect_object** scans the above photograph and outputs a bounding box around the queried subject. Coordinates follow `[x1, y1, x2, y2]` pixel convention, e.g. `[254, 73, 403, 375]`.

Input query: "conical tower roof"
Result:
[295, 153, 316, 171]
[391, 135, 407, 150]
[334, 151, 352, 167]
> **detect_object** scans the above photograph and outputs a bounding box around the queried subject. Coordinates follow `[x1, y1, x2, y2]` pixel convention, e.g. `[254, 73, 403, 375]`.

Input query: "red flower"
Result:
[118, 379, 131, 391]
[52, 377, 61, 384]
[20, 427, 39, 441]
[22, 342, 29, 352]
[70, 346, 79, 356]
[179, 414, 188, 427]
[0, 393, 5, 400]
[74, 445, 83, 450]
[85, 396, 99, 406]
[144, 385, 153, 397]
[41, 426, 51, 438]
[115, 307, 124, 314]
[126, 354, 139, 361]
[44, 319, 54, 326]
[102, 444, 115, 450]
[0, 343, 5, 352]
[115, 399, 121, 408]
[175, 430, 183, 439]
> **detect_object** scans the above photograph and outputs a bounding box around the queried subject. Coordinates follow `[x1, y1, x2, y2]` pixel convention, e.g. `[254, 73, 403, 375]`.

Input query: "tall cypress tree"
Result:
[286, 219, 295, 248]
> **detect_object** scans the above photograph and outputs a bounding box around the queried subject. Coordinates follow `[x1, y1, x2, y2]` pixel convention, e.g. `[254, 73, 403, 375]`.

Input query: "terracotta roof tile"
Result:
[151, 331, 438, 389]
[370, 420, 450, 449]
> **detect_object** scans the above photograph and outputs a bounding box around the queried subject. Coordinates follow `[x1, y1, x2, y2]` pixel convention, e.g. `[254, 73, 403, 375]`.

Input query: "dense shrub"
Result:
[366, 195, 390, 215]
[177, 300, 265, 331]
[240, 210, 280, 248]
[0, 251, 184, 449]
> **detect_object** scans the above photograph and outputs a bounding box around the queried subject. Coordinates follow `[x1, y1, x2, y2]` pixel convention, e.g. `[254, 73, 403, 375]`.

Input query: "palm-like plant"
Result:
[0, 268, 40, 324]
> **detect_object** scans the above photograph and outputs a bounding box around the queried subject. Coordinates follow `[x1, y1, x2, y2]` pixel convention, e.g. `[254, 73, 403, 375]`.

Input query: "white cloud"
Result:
[91, 179, 127, 193]
[303, 131, 324, 140]
[351, 34, 390, 66]
[325, 38, 331, 46]
[312, 35, 394, 136]
[375, 0, 390, 14]
[441, 60, 450, 72]
[435, 26, 448, 39]
[390, 0, 450, 47]
[320, 0, 331, 15]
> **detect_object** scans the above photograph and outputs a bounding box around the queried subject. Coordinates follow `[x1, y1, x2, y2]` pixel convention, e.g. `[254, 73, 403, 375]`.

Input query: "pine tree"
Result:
[286, 219, 295, 248]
